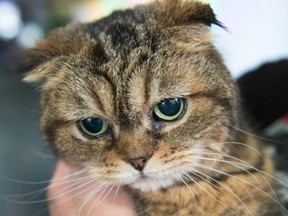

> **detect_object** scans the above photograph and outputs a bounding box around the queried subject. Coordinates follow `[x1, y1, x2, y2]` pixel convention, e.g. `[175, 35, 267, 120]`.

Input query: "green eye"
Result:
[79, 118, 109, 137]
[153, 98, 185, 121]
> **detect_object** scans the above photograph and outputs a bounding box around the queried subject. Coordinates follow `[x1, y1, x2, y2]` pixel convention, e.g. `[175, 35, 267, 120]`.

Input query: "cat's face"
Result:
[24, 0, 238, 192]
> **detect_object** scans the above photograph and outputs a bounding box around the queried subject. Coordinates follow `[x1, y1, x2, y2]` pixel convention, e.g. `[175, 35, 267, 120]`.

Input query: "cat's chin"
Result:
[128, 177, 177, 192]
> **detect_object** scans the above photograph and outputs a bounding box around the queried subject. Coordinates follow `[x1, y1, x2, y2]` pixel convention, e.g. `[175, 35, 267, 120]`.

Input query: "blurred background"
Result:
[0, 0, 287, 215]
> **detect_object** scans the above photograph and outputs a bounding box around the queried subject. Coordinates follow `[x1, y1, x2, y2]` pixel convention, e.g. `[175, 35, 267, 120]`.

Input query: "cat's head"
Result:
[24, 0, 238, 192]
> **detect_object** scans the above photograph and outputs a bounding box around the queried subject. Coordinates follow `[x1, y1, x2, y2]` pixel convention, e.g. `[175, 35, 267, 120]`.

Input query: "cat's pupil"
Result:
[82, 118, 103, 133]
[158, 99, 181, 116]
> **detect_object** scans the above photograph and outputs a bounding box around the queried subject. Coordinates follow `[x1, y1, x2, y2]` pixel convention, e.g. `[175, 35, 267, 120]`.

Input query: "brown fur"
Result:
[24, 0, 285, 215]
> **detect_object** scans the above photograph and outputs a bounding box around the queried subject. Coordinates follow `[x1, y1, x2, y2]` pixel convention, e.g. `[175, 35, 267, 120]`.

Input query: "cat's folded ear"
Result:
[23, 24, 87, 83]
[153, 0, 223, 28]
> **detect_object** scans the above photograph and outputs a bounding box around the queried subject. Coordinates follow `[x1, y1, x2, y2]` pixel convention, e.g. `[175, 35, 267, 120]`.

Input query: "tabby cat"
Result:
[23, 0, 287, 215]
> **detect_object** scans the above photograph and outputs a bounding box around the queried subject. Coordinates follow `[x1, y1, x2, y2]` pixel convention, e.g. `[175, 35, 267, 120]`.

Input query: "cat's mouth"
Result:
[125, 168, 182, 192]
[139, 173, 148, 179]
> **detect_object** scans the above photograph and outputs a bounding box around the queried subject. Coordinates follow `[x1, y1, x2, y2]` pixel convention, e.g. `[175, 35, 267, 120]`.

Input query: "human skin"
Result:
[48, 161, 135, 216]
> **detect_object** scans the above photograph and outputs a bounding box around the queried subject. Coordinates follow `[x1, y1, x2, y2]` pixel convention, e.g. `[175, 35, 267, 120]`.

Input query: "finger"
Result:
[48, 162, 80, 215]
[48, 161, 135, 216]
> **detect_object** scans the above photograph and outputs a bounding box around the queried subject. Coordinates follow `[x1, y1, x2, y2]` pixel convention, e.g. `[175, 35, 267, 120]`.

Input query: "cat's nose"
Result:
[129, 157, 149, 171]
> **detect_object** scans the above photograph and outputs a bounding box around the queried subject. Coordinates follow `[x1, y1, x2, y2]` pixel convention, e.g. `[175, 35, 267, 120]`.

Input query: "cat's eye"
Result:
[79, 118, 109, 137]
[153, 98, 185, 121]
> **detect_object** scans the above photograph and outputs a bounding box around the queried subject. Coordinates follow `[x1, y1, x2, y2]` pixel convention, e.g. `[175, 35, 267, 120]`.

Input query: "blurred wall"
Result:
[206, 0, 288, 77]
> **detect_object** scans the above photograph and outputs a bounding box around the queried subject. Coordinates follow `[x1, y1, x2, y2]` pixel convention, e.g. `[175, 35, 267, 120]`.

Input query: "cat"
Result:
[23, 0, 287, 215]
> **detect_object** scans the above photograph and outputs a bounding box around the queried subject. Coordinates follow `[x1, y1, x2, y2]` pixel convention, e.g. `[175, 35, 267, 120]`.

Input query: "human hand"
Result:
[47, 161, 135, 216]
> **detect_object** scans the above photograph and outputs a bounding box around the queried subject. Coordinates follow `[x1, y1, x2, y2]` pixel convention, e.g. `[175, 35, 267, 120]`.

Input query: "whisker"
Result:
[177, 174, 203, 216]
[30, 169, 88, 202]
[112, 185, 120, 206]
[191, 169, 254, 215]
[221, 141, 264, 159]
[188, 153, 280, 200]
[47, 176, 96, 203]
[87, 183, 114, 216]
[193, 163, 288, 214]
[183, 173, 239, 216]
[194, 152, 287, 197]
[0, 167, 88, 186]
[230, 125, 287, 145]
[8, 173, 90, 202]
[5, 175, 94, 205]
[31, 177, 97, 216]
[75, 180, 113, 216]
[188, 153, 261, 184]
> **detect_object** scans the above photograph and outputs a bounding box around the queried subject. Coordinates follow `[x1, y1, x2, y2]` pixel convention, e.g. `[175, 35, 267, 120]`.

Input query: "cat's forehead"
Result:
[76, 40, 194, 100]
[24, 0, 221, 84]
[86, 10, 149, 57]
[62, 21, 222, 123]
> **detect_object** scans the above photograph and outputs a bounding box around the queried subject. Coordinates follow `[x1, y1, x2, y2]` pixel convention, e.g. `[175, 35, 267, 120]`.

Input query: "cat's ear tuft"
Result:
[22, 62, 54, 83]
[154, 0, 223, 28]
[23, 24, 87, 83]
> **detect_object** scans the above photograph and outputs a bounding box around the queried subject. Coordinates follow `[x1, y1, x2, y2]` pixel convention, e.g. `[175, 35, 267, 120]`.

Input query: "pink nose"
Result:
[130, 158, 147, 171]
